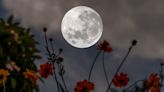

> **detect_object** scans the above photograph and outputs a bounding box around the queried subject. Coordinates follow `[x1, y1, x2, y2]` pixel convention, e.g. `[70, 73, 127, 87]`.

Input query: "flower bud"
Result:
[132, 40, 137, 46]
[43, 27, 47, 32]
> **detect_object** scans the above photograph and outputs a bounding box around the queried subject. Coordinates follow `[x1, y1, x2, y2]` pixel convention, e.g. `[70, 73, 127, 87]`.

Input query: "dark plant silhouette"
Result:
[0, 15, 40, 92]
[106, 40, 137, 92]
[42, 27, 68, 92]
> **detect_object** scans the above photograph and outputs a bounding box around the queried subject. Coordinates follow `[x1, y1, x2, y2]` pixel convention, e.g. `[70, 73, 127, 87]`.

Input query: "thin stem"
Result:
[50, 40, 57, 63]
[58, 63, 68, 92]
[3, 81, 5, 92]
[53, 63, 60, 92]
[44, 31, 51, 56]
[88, 50, 101, 81]
[50, 40, 55, 54]
[54, 74, 60, 92]
[44, 32, 48, 48]
[102, 52, 110, 89]
[61, 75, 68, 92]
[43, 30, 60, 92]
[125, 80, 145, 91]
[106, 46, 134, 92]
[55, 52, 62, 59]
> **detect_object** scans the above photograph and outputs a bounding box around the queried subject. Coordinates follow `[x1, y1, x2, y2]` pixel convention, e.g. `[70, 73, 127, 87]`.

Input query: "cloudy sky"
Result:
[1, 0, 164, 92]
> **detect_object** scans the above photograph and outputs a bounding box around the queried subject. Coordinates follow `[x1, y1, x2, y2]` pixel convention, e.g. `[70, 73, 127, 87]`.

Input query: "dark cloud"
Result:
[3, 0, 81, 31]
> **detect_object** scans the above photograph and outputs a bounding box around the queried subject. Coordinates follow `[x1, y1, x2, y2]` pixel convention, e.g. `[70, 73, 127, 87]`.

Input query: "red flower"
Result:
[39, 63, 53, 79]
[112, 72, 129, 88]
[75, 80, 94, 92]
[97, 40, 112, 53]
[145, 73, 160, 92]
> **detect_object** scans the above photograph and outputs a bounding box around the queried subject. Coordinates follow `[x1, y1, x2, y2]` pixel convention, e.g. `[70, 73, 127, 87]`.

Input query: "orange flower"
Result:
[0, 69, 9, 86]
[75, 80, 94, 92]
[145, 73, 160, 92]
[23, 69, 38, 85]
[112, 72, 129, 88]
[39, 63, 53, 79]
[97, 40, 112, 53]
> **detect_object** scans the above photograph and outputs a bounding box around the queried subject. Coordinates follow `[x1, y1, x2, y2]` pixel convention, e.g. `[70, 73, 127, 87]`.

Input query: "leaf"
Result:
[0, 31, 10, 39]
[26, 28, 31, 34]
[7, 15, 14, 24]
[13, 22, 20, 26]
[32, 55, 42, 59]
[10, 77, 17, 88]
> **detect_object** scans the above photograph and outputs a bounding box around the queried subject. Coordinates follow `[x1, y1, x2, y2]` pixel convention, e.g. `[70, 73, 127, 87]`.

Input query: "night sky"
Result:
[1, 0, 164, 92]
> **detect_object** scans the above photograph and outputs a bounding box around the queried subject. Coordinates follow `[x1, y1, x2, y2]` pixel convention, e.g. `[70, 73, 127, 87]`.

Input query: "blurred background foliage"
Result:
[0, 15, 41, 92]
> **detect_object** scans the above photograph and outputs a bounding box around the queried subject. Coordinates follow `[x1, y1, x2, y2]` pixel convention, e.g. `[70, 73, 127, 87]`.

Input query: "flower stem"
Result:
[125, 80, 145, 91]
[3, 81, 5, 92]
[53, 63, 60, 92]
[88, 50, 101, 81]
[50, 40, 55, 54]
[57, 63, 68, 92]
[61, 75, 68, 92]
[106, 46, 134, 92]
[102, 52, 110, 89]
[44, 30, 51, 56]
[43, 29, 61, 92]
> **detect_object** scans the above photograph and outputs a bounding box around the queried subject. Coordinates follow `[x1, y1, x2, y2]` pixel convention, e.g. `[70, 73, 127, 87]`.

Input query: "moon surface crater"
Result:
[61, 6, 103, 48]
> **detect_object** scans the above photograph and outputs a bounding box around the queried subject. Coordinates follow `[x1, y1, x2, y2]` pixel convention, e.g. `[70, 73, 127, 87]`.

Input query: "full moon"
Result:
[61, 6, 103, 48]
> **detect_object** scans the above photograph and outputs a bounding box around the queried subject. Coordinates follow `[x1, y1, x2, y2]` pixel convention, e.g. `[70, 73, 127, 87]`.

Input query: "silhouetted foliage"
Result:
[0, 15, 40, 92]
